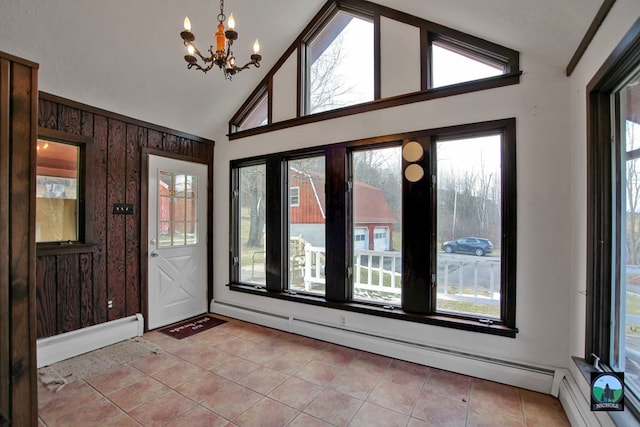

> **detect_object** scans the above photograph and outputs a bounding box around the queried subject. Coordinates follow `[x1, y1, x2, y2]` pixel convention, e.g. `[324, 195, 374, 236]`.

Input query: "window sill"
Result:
[36, 242, 98, 256]
[229, 283, 517, 338]
[572, 356, 640, 424]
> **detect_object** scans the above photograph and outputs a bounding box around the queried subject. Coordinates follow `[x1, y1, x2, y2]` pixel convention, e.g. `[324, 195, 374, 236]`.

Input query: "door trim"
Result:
[141, 148, 212, 332]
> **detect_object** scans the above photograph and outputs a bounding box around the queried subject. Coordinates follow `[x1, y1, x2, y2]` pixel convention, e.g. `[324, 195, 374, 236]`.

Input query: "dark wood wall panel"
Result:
[106, 118, 127, 321]
[1, 53, 39, 426]
[79, 253, 93, 328]
[57, 254, 80, 333]
[35, 94, 214, 339]
[93, 114, 108, 326]
[125, 124, 144, 316]
[35, 256, 57, 339]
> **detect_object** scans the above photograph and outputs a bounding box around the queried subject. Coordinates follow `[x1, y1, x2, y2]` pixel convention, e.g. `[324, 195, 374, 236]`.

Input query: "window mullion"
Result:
[265, 157, 284, 292]
[401, 138, 431, 313]
[325, 147, 351, 302]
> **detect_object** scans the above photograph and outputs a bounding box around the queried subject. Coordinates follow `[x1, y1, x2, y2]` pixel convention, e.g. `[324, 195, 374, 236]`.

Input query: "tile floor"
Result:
[38, 315, 571, 426]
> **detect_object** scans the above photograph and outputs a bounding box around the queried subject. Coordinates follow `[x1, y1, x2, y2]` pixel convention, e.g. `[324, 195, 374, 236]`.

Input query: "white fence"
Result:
[299, 246, 501, 306]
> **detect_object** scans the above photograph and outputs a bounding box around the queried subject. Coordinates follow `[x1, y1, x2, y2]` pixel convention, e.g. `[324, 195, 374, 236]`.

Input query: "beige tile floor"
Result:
[38, 315, 571, 426]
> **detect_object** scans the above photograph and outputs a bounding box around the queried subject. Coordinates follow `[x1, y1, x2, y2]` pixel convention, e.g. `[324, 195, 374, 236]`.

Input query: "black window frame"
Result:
[229, 118, 517, 337]
[36, 127, 94, 255]
[586, 18, 640, 423]
[228, 0, 520, 139]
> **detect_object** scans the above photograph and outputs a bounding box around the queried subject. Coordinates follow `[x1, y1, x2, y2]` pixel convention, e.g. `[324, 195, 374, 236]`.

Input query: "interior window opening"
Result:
[36, 140, 80, 243]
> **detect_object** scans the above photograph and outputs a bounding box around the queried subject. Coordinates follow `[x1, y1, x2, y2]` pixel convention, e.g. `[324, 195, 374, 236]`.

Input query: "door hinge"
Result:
[347, 179, 353, 192]
[347, 266, 352, 278]
[232, 256, 239, 266]
[233, 189, 239, 200]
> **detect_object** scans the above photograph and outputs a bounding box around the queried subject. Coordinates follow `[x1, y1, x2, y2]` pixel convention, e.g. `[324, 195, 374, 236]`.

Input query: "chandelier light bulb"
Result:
[187, 44, 195, 55]
[253, 39, 260, 54]
[183, 16, 191, 31]
[227, 13, 235, 30]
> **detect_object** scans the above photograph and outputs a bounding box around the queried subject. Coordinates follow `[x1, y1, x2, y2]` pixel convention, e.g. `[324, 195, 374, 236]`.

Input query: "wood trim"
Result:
[566, 0, 617, 76]
[230, 72, 521, 140]
[0, 56, 11, 425]
[39, 92, 215, 146]
[0, 51, 39, 69]
[585, 18, 640, 362]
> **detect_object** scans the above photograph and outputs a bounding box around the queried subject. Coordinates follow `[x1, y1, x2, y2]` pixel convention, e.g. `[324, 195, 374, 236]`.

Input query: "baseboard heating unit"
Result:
[36, 314, 144, 368]
[211, 301, 560, 395]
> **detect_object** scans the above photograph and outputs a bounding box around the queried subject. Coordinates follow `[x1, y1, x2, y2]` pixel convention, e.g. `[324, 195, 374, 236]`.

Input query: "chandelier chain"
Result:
[218, 0, 225, 23]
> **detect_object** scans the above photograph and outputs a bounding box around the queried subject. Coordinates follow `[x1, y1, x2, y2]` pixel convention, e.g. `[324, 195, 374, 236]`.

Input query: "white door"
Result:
[148, 155, 208, 330]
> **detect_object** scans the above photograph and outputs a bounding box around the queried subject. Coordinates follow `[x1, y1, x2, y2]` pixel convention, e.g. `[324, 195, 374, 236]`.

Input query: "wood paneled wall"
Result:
[1, 51, 39, 427]
[36, 93, 214, 339]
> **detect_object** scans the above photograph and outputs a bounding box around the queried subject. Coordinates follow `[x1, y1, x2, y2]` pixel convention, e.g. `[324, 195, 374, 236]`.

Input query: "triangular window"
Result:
[306, 10, 374, 114]
[431, 40, 506, 88]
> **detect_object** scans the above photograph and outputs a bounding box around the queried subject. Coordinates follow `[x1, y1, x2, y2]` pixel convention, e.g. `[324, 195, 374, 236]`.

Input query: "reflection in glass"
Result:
[436, 135, 502, 318]
[352, 147, 402, 304]
[288, 156, 326, 295]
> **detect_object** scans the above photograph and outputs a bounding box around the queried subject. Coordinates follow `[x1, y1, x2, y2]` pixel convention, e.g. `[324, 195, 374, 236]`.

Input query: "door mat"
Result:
[158, 315, 226, 339]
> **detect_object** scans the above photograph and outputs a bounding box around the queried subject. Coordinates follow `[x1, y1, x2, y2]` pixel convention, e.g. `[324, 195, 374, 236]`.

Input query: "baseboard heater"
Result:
[36, 314, 144, 368]
[211, 301, 560, 395]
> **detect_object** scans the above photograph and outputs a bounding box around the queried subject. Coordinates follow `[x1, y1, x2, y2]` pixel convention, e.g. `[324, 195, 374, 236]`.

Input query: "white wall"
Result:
[567, 0, 640, 361]
[211, 48, 575, 371]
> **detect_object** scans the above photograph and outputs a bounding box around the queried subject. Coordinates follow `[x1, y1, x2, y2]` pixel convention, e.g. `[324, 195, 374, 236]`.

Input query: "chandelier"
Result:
[180, 0, 262, 80]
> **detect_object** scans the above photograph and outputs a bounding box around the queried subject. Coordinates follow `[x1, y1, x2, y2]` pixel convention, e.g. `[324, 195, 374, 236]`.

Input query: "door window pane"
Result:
[288, 157, 326, 294]
[239, 164, 267, 285]
[36, 140, 79, 242]
[352, 147, 402, 304]
[158, 171, 198, 247]
[616, 68, 640, 397]
[308, 10, 374, 114]
[436, 135, 502, 318]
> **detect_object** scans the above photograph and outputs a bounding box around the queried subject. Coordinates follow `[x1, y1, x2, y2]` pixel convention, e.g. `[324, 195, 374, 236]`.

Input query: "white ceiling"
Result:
[0, 0, 603, 141]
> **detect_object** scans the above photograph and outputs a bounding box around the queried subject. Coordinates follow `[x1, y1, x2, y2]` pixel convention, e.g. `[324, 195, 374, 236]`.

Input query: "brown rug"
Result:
[158, 315, 226, 339]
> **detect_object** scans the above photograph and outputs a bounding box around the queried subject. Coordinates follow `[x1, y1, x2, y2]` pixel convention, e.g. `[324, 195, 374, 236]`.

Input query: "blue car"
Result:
[441, 237, 494, 256]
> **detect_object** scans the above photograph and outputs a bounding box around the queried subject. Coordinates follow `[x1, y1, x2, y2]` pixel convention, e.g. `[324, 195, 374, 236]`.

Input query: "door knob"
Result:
[150, 251, 159, 257]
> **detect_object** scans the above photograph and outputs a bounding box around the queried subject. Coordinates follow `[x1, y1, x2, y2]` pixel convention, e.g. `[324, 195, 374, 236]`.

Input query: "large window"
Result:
[352, 147, 402, 304]
[288, 156, 326, 295]
[587, 22, 640, 421]
[436, 135, 502, 319]
[230, 119, 517, 336]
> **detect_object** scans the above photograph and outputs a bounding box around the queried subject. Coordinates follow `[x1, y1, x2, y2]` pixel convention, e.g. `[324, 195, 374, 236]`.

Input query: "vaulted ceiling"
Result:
[0, 0, 603, 140]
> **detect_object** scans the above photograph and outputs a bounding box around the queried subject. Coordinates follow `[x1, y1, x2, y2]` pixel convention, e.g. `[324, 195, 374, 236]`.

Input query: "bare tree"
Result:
[625, 124, 640, 264]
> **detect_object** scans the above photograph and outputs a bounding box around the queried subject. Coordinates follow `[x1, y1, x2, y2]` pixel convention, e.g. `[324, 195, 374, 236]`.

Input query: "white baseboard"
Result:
[36, 314, 144, 368]
[211, 301, 558, 395]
